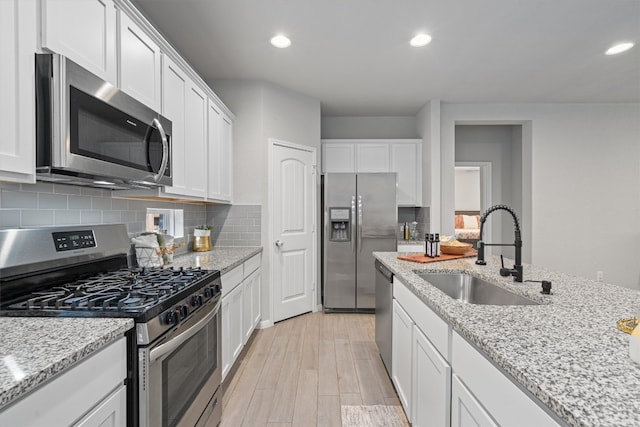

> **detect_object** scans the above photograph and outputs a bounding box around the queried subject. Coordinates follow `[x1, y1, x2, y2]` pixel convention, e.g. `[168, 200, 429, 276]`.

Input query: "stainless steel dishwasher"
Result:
[375, 260, 393, 376]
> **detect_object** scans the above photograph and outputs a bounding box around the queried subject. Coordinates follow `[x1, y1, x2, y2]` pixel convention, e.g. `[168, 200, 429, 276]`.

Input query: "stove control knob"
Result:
[165, 310, 179, 325]
[191, 295, 203, 307]
[178, 305, 189, 318]
[213, 283, 222, 294]
[203, 287, 212, 298]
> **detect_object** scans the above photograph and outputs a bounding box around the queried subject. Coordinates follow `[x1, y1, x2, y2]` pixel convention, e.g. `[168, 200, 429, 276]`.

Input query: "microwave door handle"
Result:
[149, 300, 220, 363]
[151, 118, 169, 183]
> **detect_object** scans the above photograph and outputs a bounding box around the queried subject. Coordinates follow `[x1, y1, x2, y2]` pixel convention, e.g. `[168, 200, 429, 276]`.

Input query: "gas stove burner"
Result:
[5, 265, 219, 315]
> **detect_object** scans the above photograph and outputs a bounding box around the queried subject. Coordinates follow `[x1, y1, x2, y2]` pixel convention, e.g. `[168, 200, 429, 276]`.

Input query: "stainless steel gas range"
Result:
[0, 224, 222, 427]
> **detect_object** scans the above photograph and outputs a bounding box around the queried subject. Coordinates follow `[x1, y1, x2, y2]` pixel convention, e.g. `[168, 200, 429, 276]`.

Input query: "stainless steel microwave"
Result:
[35, 53, 172, 189]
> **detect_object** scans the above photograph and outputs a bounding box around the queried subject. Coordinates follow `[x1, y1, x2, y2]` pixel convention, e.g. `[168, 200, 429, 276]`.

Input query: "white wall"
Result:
[441, 103, 640, 289]
[455, 168, 480, 211]
[209, 79, 321, 325]
[416, 100, 441, 231]
[321, 116, 418, 139]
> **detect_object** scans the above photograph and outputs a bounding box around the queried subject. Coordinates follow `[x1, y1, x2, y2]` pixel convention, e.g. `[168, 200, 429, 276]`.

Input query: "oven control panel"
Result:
[52, 230, 96, 251]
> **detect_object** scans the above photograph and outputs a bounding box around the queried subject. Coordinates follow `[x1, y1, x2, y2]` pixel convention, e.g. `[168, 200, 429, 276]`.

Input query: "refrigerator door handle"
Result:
[358, 195, 363, 252]
[351, 196, 356, 253]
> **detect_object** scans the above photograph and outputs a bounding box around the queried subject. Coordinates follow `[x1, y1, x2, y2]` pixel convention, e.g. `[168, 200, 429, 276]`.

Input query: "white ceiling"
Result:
[131, 0, 640, 116]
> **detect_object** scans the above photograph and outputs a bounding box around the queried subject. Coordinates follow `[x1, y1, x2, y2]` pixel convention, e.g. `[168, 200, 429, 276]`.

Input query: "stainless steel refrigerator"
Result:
[323, 173, 397, 311]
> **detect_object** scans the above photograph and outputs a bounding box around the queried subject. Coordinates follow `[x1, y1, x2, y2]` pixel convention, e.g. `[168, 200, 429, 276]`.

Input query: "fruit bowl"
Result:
[440, 242, 473, 255]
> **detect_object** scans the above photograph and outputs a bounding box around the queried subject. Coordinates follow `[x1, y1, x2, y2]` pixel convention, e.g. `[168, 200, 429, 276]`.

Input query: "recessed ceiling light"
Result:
[270, 35, 291, 48]
[410, 33, 432, 47]
[605, 42, 634, 55]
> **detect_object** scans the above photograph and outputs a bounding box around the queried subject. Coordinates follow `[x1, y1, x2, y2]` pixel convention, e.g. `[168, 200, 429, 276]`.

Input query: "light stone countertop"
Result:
[171, 246, 263, 274]
[0, 318, 133, 410]
[373, 252, 640, 427]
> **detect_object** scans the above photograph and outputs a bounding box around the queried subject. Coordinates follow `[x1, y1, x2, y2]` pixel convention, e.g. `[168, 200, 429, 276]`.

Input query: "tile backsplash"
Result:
[0, 182, 262, 248]
[397, 206, 430, 240]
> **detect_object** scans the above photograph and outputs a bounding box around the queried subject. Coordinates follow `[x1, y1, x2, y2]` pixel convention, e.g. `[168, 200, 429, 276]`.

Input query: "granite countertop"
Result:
[172, 246, 262, 274]
[0, 318, 133, 410]
[373, 252, 640, 427]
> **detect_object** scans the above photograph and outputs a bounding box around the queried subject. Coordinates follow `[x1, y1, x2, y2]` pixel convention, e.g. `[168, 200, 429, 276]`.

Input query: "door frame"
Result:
[455, 161, 492, 253]
[267, 138, 318, 324]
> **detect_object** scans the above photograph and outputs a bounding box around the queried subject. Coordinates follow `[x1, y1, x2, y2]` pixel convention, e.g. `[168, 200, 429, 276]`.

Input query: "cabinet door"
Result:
[41, 0, 116, 83]
[412, 324, 451, 427]
[73, 385, 126, 427]
[356, 143, 389, 172]
[242, 274, 253, 344]
[207, 102, 232, 202]
[207, 101, 222, 200]
[161, 56, 187, 195]
[219, 113, 233, 202]
[222, 284, 244, 380]
[184, 82, 207, 197]
[451, 375, 498, 427]
[322, 143, 355, 173]
[251, 269, 261, 329]
[391, 143, 421, 206]
[0, 0, 36, 183]
[118, 12, 161, 111]
[242, 268, 261, 343]
[392, 299, 413, 421]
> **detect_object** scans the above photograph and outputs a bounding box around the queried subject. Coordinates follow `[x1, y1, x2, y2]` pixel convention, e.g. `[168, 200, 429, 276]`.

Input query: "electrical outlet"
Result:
[596, 271, 604, 281]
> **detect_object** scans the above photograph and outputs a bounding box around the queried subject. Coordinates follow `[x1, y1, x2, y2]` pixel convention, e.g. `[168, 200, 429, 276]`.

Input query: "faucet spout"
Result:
[475, 204, 523, 282]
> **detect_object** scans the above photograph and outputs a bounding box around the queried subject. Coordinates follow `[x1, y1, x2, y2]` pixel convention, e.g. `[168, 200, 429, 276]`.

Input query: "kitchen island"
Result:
[0, 317, 133, 409]
[374, 252, 640, 427]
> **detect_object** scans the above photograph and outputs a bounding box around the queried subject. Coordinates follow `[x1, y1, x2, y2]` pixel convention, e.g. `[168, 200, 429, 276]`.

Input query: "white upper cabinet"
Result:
[161, 56, 206, 199]
[207, 100, 233, 203]
[391, 142, 422, 206]
[161, 56, 187, 195]
[322, 142, 356, 173]
[0, 0, 36, 183]
[184, 82, 207, 197]
[356, 143, 389, 172]
[118, 12, 162, 111]
[322, 139, 422, 206]
[40, 0, 117, 83]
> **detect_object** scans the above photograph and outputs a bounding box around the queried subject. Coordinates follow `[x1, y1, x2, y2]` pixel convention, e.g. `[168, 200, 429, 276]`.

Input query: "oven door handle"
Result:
[149, 300, 220, 363]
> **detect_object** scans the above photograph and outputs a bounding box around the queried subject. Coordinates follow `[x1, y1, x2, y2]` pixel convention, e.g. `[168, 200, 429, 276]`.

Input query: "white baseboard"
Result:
[257, 319, 274, 329]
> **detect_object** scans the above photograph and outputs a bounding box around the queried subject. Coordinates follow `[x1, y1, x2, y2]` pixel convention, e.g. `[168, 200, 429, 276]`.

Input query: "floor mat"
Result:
[341, 405, 409, 427]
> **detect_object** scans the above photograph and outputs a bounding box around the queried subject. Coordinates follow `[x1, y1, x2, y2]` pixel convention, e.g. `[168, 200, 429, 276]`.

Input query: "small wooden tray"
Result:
[398, 250, 477, 264]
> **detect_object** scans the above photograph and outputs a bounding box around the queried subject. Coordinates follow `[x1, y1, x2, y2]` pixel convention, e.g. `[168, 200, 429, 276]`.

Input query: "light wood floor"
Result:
[215, 311, 404, 426]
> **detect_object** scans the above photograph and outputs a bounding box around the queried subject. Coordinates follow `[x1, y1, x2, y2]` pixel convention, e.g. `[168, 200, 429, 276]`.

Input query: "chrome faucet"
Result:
[475, 204, 523, 282]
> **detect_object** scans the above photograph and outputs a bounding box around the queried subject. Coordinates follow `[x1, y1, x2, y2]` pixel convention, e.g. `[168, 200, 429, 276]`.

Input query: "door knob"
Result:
[275, 240, 284, 247]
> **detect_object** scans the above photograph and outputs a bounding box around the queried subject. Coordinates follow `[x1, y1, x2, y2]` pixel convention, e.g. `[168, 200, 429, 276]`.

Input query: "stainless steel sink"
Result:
[413, 272, 539, 306]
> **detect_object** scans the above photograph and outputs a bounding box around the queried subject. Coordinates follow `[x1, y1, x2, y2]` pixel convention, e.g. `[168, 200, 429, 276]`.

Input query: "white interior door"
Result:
[270, 140, 316, 323]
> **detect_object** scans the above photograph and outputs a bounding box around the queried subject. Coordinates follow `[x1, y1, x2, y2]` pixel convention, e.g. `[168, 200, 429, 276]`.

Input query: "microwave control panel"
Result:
[52, 230, 96, 251]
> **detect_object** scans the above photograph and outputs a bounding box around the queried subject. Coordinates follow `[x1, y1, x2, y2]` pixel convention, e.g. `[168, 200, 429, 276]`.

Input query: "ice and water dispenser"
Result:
[328, 208, 350, 241]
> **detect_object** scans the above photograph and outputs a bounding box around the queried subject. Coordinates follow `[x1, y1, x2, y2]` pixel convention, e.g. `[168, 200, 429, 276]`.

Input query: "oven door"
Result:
[139, 297, 221, 427]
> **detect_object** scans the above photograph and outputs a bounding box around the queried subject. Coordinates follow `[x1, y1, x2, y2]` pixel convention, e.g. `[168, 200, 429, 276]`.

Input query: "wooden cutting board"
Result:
[397, 250, 477, 264]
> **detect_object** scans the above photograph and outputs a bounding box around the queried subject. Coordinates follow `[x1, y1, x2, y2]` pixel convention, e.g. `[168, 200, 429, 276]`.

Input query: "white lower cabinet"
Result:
[451, 375, 497, 427]
[392, 277, 451, 427]
[242, 268, 261, 344]
[391, 299, 413, 418]
[412, 324, 451, 427]
[221, 254, 262, 380]
[74, 385, 126, 427]
[222, 282, 244, 379]
[0, 337, 127, 426]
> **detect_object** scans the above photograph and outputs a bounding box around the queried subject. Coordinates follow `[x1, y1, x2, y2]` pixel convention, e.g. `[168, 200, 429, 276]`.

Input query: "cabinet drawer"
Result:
[221, 263, 243, 296]
[244, 254, 261, 276]
[393, 276, 449, 360]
